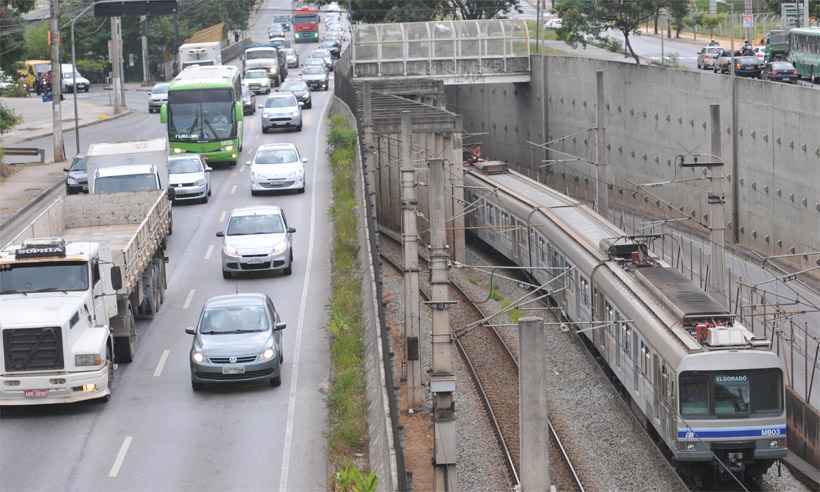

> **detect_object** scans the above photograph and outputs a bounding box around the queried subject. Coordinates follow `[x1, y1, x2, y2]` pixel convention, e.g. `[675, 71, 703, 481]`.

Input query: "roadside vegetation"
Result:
[326, 112, 378, 491]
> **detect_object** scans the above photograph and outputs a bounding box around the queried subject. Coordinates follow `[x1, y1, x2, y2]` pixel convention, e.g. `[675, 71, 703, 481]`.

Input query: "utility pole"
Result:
[141, 15, 150, 85]
[428, 158, 456, 492]
[50, 0, 65, 161]
[111, 16, 125, 114]
[519, 317, 549, 492]
[594, 71, 608, 217]
[401, 112, 424, 409]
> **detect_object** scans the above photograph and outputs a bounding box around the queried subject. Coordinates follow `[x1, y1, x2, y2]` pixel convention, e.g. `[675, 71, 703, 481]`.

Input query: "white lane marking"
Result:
[153, 349, 170, 377]
[279, 93, 329, 492]
[108, 436, 133, 478]
[183, 289, 196, 310]
[219, 210, 226, 223]
[204, 244, 214, 260]
[230, 184, 237, 195]
[239, 165, 246, 173]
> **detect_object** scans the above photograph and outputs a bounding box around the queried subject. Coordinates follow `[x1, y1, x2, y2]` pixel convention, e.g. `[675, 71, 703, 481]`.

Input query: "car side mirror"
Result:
[205, 166, 213, 172]
[110, 266, 123, 291]
[301, 157, 308, 163]
[287, 227, 296, 233]
[167, 187, 176, 200]
[274, 322, 287, 331]
[185, 327, 196, 335]
[216, 231, 225, 237]
[63, 168, 70, 172]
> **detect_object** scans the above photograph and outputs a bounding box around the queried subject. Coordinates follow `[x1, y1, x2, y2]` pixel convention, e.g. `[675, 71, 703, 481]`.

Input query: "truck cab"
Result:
[243, 47, 283, 86]
[0, 238, 123, 406]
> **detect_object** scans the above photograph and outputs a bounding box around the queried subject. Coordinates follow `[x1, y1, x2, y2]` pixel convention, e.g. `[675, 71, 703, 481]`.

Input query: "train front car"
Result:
[675, 348, 786, 484]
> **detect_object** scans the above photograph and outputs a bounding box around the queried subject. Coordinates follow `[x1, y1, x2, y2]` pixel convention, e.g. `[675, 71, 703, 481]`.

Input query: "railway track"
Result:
[379, 238, 584, 491]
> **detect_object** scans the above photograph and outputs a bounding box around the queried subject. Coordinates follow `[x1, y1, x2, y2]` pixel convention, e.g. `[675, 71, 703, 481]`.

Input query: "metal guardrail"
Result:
[3, 147, 45, 163]
[351, 19, 530, 81]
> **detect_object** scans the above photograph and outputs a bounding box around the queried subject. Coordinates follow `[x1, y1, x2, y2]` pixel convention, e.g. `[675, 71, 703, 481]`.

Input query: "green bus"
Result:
[787, 27, 820, 80]
[763, 30, 788, 62]
[160, 65, 244, 165]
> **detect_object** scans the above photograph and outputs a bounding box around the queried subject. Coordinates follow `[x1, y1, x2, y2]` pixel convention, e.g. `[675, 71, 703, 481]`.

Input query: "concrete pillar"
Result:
[111, 17, 125, 114]
[709, 104, 726, 302]
[594, 71, 608, 218]
[519, 316, 549, 492]
[449, 130, 466, 264]
[49, 0, 65, 162]
[401, 112, 424, 408]
[429, 158, 456, 492]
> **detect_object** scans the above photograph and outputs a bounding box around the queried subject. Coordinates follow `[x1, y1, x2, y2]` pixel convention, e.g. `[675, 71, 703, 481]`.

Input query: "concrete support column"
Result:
[709, 104, 726, 301]
[594, 70, 608, 217]
[401, 112, 424, 408]
[429, 158, 456, 492]
[49, 0, 65, 161]
[519, 316, 549, 492]
[111, 17, 125, 114]
[448, 131, 466, 264]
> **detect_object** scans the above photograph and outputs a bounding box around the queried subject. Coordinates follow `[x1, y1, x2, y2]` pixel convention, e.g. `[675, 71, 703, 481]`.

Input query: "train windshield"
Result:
[679, 369, 782, 419]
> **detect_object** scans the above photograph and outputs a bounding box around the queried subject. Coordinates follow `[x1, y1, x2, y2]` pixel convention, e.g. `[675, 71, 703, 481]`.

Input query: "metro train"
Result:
[461, 165, 787, 484]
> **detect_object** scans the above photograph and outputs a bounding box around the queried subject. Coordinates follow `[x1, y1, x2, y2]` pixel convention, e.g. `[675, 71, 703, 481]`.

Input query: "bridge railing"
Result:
[352, 19, 530, 80]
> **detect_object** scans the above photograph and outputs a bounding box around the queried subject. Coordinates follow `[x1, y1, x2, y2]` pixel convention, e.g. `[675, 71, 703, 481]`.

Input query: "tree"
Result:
[318, 0, 443, 23]
[556, 0, 660, 64]
[666, 0, 689, 38]
[445, 0, 522, 19]
[0, 0, 36, 74]
[24, 21, 49, 59]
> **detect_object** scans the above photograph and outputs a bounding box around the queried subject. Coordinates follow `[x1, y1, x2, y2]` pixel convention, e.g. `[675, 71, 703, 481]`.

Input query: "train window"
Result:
[639, 342, 646, 375]
[623, 325, 631, 356]
[679, 369, 783, 418]
[579, 276, 590, 306]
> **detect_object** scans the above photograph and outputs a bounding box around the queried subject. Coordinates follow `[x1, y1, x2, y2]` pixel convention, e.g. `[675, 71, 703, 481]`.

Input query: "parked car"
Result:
[543, 17, 562, 29]
[260, 93, 302, 133]
[61, 64, 90, 93]
[64, 154, 88, 194]
[278, 79, 311, 109]
[248, 143, 307, 195]
[186, 293, 287, 390]
[147, 82, 169, 113]
[302, 65, 329, 91]
[696, 46, 723, 70]
[168, 154, 211, 203]
[283, 48, 299, 68]
[244, 68, 271, 94]
[761, 61, 799, 83]
[217, 205, 296, 277]
[242, 84, 256, 115]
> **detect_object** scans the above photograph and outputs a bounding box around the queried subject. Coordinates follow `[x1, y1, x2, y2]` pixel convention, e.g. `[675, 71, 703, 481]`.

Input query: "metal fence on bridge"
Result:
[351, 20, 531, 83]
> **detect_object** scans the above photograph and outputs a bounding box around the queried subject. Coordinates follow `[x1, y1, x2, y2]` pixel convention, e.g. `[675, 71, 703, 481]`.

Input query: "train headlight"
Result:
[769, 438, 786, 448]
[677, 441, 697, 451]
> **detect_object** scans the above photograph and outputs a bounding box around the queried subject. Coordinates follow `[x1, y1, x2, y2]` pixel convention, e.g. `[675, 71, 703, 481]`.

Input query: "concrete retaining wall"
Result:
[445, 55, 820, 270]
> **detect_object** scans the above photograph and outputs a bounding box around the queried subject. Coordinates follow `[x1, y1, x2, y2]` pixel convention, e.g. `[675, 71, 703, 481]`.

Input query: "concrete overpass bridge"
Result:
[350, 19, 531, 85]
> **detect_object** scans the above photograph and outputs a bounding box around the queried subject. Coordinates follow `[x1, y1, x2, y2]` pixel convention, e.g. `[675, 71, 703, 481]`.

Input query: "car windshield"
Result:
[246, 50, 277, 60]
[281, 81, 307, 92]
[265, 97, 296, 108]
[168, 88, 235, 141]
[151, 84, 169, 94]
[772, 62, 794, 70]
[95, 173, 158, 193]
[227, 214, 285, 235]
[314, 49, 330, 57]
[169, 158, 202, 174]
[69, 157, 86, 171]
[303, 66, 324, 74]
[283, 49, 295, 56]
[199, 303, 271, 334]
[255, 148, 298, 164]
[246, 70, 268, 79]
[680, 369, 783, 419]
[0, 261, 89, 294]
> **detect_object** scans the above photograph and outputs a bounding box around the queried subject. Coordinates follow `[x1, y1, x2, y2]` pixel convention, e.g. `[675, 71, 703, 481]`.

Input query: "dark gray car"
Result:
[64, 155, 88, 194]
[187, 293, 286, 390]
[302, 65, 329, 91]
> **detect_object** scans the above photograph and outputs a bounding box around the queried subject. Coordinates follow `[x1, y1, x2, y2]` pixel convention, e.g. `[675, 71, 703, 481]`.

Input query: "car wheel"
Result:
[306, 102, 312, 109]
[298, 186, 305, 194]
[192, 381, 204, 391]
[296, 122, 302, 131]
[284, 255, 293, 276]
[201, 195, 209, 204]
[222, 269, 232, 279]
[270, 375, 282, 387]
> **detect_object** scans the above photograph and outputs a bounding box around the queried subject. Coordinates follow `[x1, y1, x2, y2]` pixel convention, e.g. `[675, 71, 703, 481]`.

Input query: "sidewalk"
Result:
[0, 161, 64, 233]
[0, 95, 129, 146]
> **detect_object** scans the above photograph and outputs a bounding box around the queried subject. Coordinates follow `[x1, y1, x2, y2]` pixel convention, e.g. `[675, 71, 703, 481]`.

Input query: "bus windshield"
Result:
[168, 88, 235, 141]
[679, 369, 783, 419]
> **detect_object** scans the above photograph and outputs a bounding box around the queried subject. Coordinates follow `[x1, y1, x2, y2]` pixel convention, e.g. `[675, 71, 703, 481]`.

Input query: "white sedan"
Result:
[168, 154, 212, 203]
[249, 143, 307, 195]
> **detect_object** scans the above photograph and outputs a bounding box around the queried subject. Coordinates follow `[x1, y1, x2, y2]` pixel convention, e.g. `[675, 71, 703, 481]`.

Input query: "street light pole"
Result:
[70, 1, 101, 155]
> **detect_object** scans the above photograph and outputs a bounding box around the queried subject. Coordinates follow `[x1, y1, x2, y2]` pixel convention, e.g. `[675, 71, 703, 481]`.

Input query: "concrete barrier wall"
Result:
[445, 55, 820, 268]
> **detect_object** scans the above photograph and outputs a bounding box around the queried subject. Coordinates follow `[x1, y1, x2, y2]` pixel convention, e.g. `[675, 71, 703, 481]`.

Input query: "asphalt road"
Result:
[0, 0, 334, 490]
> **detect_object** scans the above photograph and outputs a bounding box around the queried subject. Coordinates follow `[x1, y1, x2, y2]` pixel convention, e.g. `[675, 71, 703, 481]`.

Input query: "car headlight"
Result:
[173, 148, 184, 154]
[259, 347, 276, 361]
[224, 145, 234, 152]
[194, 178, 206, 187]
[271, 242, 288, 255]
[191, 351, 205, 364]
[223, 245, 240, 257]
[67, 176, 78, 184]
[75, 354, 103, 366]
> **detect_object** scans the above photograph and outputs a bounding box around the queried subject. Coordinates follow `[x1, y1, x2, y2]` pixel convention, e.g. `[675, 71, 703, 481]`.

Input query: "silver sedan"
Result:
[218, 206, 295, 278]
[260, 93, 302, 133]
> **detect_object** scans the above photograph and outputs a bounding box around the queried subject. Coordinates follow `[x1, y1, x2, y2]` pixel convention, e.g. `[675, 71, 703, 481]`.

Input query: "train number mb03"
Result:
[761, 427, 783, 437]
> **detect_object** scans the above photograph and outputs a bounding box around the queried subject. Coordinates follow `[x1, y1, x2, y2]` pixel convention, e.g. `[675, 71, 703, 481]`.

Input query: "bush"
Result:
[1, 81, 28, 98]
[76, 59, 111, 84]
[0, 103, 21, 134]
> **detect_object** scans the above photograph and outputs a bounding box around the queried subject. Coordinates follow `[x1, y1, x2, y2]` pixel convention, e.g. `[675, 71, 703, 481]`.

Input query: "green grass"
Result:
[526, 20, 559, 41]
[326, 113, 370, 473]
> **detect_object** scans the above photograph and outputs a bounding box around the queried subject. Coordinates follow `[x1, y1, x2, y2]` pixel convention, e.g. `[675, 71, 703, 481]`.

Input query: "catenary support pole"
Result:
[594, 70, 608, 217]
[141, 16, 150, 85]
[401, 111, 424, 408]
[709, 104, 726, 301]
[111, 17, 124, 114]
[50, 0, 65, 161]
[429, 158, 456, 492]
[519, 316, 549, 491]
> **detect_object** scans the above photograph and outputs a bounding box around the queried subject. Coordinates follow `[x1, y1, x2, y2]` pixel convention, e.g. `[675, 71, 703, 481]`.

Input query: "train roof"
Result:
[636, 267, 728, 321]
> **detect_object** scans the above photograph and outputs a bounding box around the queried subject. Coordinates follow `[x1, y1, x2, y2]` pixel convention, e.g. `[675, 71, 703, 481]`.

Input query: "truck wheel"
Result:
[114, 310, 136, 363]
[168, 216, 173, 235]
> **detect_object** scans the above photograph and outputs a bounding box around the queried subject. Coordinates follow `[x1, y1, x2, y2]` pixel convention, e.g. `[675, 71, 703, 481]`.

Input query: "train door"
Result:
[594, 292, 607, 360]
[632, 329, 639, 392]
[565, 264, 577, 320]
[653, 353, 661, 421]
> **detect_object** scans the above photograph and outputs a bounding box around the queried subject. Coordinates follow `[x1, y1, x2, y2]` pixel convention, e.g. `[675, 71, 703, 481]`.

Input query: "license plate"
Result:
[244, 257, 267, 264]
[222, 366, 245, 375]
[24, 389, 49, 398]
